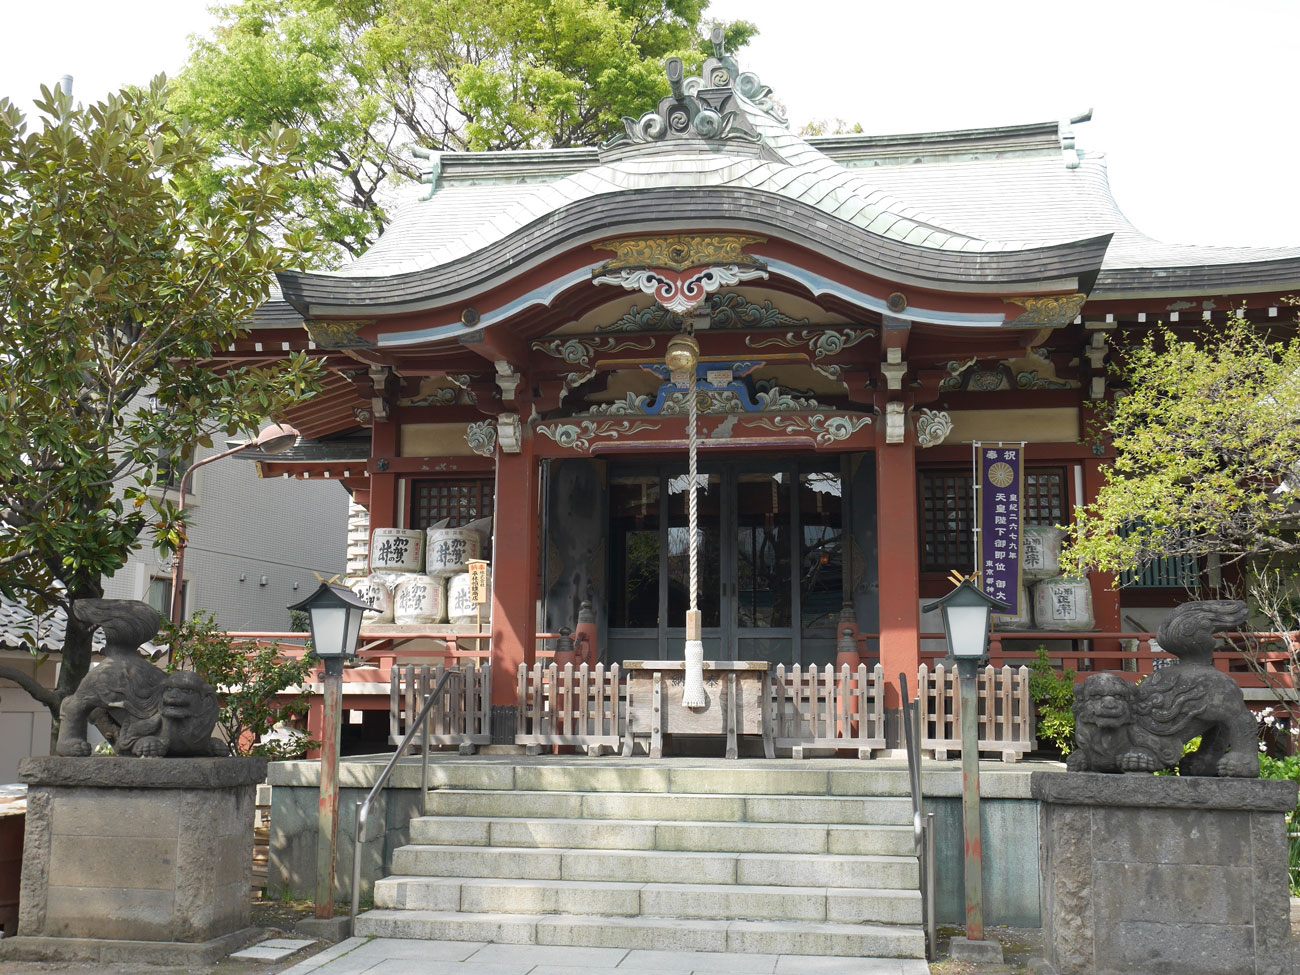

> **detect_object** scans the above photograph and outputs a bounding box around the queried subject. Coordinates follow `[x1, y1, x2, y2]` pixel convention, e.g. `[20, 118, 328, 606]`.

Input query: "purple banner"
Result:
[978, 446, 1023, 616]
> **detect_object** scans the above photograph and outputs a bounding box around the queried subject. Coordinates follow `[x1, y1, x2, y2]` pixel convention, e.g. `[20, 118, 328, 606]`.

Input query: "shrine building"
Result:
[233, 42, 1300, 746]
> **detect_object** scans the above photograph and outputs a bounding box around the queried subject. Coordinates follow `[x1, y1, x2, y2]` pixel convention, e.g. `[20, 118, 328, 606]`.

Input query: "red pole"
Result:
[314, 663, 343, 918]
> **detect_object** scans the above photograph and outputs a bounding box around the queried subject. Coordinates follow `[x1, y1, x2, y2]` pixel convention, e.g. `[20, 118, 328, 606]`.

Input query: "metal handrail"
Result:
[899, 672, 937, 961]
[349, 667, 459, 923]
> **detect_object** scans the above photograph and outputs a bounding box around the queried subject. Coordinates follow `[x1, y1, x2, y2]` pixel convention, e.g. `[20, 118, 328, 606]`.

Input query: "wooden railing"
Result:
[915, 663, 1035, 762]
[516, 662, 626, 756]
[389, 663, 491, 753]
[768, 664, 888, 759]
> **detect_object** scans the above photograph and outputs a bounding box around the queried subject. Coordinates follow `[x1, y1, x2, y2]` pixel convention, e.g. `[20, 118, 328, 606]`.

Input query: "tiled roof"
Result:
[0, 593, 108, 654]
[280, 66, 1300, 302]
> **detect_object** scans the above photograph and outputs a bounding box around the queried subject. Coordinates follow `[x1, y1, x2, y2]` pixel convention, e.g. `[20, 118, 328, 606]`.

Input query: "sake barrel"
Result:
[351, 573, 394, 624]
[426, 527, 483, 576]
[369, 528, 424, 573]
[447, 571, 490, 624]
[993, 586, 1034, 631]
[393, 574, 446, 625]
[1033, 576, 1095, 631]
[1022, 526, 1065, 581]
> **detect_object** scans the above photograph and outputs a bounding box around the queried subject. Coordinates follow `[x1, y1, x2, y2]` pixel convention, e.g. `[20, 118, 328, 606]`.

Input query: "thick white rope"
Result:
[682, 361, 706, 708]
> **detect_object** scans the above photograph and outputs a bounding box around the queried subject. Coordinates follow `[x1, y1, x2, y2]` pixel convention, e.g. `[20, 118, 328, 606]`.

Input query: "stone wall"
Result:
[1033, 771, 1298, 975]
[7, 757, 265, 958]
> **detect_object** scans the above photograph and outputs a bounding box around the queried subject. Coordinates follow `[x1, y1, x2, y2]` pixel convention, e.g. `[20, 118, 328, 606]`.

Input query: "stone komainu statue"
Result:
[1067, 599, 1259, 777]
[55, 599, 228, 759]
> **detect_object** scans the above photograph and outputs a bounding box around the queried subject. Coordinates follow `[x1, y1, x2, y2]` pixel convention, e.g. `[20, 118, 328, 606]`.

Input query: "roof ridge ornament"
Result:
[688, 26, 787, 127]
[602, 28, 783, 152]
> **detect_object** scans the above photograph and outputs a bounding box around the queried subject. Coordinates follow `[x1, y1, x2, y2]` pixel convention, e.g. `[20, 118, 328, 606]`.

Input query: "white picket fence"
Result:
[915, 663, 1035, 762]
[389, 663, 492, 752]
[389, 660, 1035, 761]
[516, 662, 626, 755]
[768, 664, 888, 758]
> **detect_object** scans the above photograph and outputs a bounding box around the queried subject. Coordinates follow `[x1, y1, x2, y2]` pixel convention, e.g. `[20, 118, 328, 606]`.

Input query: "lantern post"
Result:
[922, 577, 1007, 962]
[288, 582, 369, 921]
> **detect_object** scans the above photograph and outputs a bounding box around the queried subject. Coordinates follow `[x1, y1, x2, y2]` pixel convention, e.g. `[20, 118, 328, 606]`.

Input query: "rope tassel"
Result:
[682, 360, 706, 708]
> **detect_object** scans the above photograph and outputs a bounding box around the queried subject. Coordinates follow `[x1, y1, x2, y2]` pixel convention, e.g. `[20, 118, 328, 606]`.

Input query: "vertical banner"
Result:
[977, 445, 1023, 615]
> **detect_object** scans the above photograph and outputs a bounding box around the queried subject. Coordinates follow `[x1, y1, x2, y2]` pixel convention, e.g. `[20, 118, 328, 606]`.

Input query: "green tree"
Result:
[170, 0, 757, 261]
[1063, 315, 1300, 577]
[0, 80, 323, 724]
[166, 613, 317, 760]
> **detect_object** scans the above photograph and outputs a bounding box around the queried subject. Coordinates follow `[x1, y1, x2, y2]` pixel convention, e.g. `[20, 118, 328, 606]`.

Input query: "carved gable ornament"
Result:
[1003, 293, 1087, 327]
[303, 319, 376, 350]
[591, 234, 770, 314]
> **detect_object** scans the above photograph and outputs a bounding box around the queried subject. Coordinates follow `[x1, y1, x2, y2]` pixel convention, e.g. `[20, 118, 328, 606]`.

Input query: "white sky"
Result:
[2, 0, 1297, 248]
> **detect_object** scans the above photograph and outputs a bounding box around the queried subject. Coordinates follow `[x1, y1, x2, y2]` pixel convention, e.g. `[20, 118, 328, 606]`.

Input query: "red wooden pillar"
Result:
[368, 418, 399, 529]
[1083, 458, 1123, 666]
[489, 434, 539, 730]
[876, 425, 921, 729]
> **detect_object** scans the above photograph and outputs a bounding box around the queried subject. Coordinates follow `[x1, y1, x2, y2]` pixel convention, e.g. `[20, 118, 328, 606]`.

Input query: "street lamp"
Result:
[288, 582, 370, 921]
[168, 422, 300, 624]
[922, 577, 1007, 961]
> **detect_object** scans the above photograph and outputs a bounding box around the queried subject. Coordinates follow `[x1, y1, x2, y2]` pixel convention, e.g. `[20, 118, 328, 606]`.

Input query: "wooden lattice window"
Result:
[1025, 469, 1067, 527]
[410, 479, 494, 530]
[920, 471, 974, 574]
[921, 467, 1067, 572]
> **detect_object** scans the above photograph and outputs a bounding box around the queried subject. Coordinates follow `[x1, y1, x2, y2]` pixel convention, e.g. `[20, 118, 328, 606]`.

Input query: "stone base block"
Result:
[0, 926, 260, 965]
[295, 915, 353, 941]
[950, 935, 1005, 963]
[1032, 771, 1299, 975]
[15, 756, 266, 947]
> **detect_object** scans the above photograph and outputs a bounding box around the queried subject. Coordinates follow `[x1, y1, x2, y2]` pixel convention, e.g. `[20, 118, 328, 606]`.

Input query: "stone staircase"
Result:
[357, 763, 926, 959]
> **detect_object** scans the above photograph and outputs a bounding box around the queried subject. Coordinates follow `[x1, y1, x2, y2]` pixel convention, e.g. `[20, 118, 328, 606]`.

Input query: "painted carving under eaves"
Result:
[585, 380, 818, 417]
[939, 352, 1076, 392]
[597, 293, 811, 333]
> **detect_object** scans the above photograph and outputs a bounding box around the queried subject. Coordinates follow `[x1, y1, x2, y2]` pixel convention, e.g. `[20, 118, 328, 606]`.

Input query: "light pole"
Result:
[288, 582, 369, 921]
[921, 577, 1006, 963]
[168, 423, 299, 624]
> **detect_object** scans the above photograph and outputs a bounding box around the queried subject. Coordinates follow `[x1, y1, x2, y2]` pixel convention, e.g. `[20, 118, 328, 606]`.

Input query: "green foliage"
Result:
[1064, 316, 1300, 578]
[170, 0, 757, 261]
[1258, 753, 1300, 894]
[0, 78, 322, 717]
[1029, 646, 1076, 756]
[166, 612, 317, 760]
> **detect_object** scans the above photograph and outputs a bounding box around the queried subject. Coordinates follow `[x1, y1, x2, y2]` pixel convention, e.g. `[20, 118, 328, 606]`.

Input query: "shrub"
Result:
[1030, 646, 1077, 756]
[165, 612, 317, 760]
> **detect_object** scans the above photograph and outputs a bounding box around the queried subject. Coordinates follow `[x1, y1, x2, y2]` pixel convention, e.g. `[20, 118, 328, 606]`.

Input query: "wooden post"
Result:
[958, 661, 984, 941]
[489, 437, 538, 735]
[368, 417, 399, 530]
[1083, 458, 1123, 667]
[314, 660, 344, 918]
[876, 426, 921, 734]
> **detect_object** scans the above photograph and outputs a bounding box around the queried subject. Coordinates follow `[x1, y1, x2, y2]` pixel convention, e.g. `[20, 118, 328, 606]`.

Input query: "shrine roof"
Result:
[276, 46, 1300, 310]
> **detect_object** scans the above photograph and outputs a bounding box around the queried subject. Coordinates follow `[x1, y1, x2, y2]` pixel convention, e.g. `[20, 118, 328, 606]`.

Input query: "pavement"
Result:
[278, 938, 932, 975]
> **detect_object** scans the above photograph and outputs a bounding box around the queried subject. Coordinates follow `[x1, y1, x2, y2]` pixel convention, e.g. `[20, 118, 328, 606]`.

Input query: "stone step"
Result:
[390, 844, 919, 889]
[373, 876, 923, 925]
[354, 909, 926, 958]
[409, 814, 916, 856]
[423, 789, 913, 826]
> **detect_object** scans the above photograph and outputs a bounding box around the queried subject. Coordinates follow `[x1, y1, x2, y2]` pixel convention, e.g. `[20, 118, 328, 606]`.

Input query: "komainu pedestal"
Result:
[0, 756, 266, 965]
[1032, 771, 1297, 975]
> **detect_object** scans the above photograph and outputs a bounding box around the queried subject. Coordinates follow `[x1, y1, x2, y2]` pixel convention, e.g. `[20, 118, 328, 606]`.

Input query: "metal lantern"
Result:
[922, 577, 1008, 663]
[289, 582, 370, 661]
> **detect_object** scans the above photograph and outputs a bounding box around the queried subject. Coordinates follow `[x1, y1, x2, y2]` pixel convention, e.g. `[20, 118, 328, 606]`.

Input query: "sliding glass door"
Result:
[608, 459, 845, 666]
